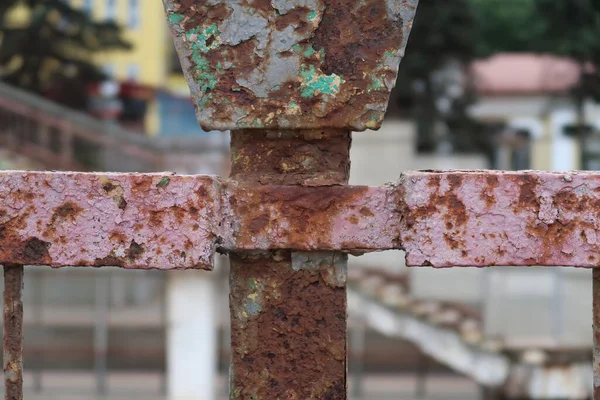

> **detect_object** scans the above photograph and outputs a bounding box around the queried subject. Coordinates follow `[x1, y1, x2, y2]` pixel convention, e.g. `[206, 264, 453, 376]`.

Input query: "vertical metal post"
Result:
[32, 270, 43, 393]
[594, 268, 600, 400]
[94, 271, 110, 396]
[160, 271, 168, 397]
[229, 130, 350, 399]
[3, 264, 23, 400]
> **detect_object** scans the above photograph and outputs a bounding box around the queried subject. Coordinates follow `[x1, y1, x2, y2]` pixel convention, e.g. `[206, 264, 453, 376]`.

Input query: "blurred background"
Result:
[0, 0, 599, 399]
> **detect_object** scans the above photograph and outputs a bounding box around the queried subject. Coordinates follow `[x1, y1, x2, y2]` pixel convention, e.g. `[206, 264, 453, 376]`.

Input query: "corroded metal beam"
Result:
[228, 130, 348, 399]
[3, 264, 23, 400]
[0, 171, 222, 270]
[163, 0, 418, 132]
[594, 269, 600, 400]
[400, 170, 600, 267]
[4, 170, 600, 269]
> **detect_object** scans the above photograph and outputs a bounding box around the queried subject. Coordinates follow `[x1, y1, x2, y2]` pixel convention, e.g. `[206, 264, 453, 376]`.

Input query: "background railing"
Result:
[0, 81, 228, 174]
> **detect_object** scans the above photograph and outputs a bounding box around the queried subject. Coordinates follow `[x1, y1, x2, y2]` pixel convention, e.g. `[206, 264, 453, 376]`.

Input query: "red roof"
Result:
[471, 53, 583, 95]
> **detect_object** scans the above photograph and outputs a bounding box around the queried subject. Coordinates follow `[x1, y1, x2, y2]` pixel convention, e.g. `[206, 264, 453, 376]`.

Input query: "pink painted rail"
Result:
[2, 1, 600, 399]
[2, 169, 600, 398]
[3, 170, 600, 269]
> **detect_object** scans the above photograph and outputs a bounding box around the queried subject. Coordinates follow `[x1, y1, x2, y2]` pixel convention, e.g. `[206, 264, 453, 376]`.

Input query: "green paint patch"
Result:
[303, 46, 316, 58]
[186, 24, 220, 53]
[156, 177, 170, 188]
[293, 44, 318, 59]
[251, 119, 265, 128]
[167, 13, 185, 25]
[367, 75, 385, 92]
[185, 24, 222, 97]
[308, 10, 318, 22]
[366, 112, 383, 129]
[298, 65, 343, 98]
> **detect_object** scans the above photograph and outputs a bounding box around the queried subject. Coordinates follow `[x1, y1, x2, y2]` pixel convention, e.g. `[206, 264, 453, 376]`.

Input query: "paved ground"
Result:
[6, 372, 480, 400]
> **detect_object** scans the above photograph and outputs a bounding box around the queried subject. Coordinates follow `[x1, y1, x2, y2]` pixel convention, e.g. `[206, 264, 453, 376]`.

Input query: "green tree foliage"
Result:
[0, 0, 129, 108]
[471, 0, 545, 55]
[393, 0, 491, 155]
[533, 0, 600, 103]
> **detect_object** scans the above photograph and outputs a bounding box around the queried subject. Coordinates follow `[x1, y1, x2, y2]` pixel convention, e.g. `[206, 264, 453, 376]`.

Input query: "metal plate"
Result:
[163, 0, 418, 131]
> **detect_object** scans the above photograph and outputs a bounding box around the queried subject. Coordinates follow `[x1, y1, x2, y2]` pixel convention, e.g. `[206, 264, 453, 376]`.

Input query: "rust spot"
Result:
[444, 194, 468, 227]
[443, 233, 460, 250]
[480, 175, 499, 207]
[51, 202, 83, 225]
[102, 180, 127, 210]
[310, 0, 402, 79]
[94, 255, 124, 267]
[149, 211, 163, 227]
[132, 176, 153, 193]
[22, 238, 51, 264]
[347, 215, 359, 225]
[126, 240, 145, 261]
[198, 186, 209, 198]
[359, 206, 374, 217]
[249, 214, 269, 233]
[109, 231, 127, 244]
[447, 174, 463, 188]
[515, 174, 539, 212]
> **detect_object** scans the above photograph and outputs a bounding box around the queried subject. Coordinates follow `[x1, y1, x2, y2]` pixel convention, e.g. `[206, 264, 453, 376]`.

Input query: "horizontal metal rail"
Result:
[0, 170, 600, 269]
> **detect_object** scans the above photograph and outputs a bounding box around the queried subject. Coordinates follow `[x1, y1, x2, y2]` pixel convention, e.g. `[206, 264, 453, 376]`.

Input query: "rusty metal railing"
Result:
[2, 1, 600, 399]
[0, 80, 228, 174]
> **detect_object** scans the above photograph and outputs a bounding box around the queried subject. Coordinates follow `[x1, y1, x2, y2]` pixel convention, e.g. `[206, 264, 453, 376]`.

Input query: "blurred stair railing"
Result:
[0, 81, 227, 173]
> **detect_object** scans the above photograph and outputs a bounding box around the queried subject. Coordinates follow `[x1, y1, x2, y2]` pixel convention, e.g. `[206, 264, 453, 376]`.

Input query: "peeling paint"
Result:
[162, 0, 418, 131]
[6, 170, 600, 269]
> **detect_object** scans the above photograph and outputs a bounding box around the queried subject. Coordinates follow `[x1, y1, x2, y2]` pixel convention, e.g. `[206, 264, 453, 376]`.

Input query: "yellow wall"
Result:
[69, 0, 171, 88]
[68, 0, 183, 136]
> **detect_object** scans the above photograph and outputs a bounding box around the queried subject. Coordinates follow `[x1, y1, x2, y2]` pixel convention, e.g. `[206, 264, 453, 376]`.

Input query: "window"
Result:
[127, 64, 140, 81]
[102, 64, 116, 79]
[83, 0, 93, 14]
[106, 0, 116, 21]
[128, 0, 140, 28]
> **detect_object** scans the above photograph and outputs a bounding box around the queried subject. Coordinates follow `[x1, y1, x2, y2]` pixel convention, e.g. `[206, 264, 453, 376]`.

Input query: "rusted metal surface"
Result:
[229, 251, 347, 399]
[228, 183, 401, 252]
[230, 130, 351, 186]
[229, 130, 348, 399]
[594, 269, 600, 399]
[3, 264, 23, 400]
[0, 171, 221, 270]
[163, 0, 418, 131]
[7, 170, 600, 268]
[400, 170, 600, 267]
